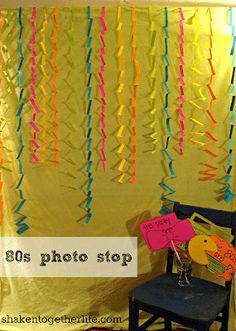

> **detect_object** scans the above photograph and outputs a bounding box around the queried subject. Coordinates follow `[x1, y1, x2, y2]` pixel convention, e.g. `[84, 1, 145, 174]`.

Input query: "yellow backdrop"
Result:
[0, 5, 235, 331]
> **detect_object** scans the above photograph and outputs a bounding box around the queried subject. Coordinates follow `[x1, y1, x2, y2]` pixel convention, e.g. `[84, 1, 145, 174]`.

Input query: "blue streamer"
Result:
[85, 6, 93, 223]
[160, 8, 176, 214]
[15, 8, 29, 234]
[224, 7, 235, 203]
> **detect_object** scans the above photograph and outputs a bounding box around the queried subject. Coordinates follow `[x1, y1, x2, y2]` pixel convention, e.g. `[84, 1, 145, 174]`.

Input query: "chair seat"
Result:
[129, 273, 229, 324]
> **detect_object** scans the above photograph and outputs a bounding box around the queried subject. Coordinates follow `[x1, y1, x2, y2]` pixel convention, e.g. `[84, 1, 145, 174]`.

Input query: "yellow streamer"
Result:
[189, 8, 207, 146]
[117, 6, 126, 184]
[40, 9, 48, 163]
[147, 7, 158, 153]
[130, 7, 140, 184]
[201, 8, 218, 181]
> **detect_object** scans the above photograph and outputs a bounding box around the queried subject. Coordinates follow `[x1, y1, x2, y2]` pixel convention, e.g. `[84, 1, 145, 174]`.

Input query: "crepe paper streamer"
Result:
[116, 6, 126, 184]
[85, 6, 93, 223]
[0, 10, 3, 224]
[130, 7, 140, 184]
[52, 7, 59, 163]
[139, 213, 195, 252]
[207, 235, 236, 281]
[177, 8, 185, 155]
[189, 9, 207, 147]
[15, 8, 29, 235]
[200, 8, 218, 181]
[61, 12, 79, 183]
[147, 7, 158, 153]
[40, 9, 48, 163]
[160, 8, 176, 215]
[29, 8, 40, 163]
[224, 7, 235, 203]
[188, 234, 217, 265]
[99, 7, 107, 173]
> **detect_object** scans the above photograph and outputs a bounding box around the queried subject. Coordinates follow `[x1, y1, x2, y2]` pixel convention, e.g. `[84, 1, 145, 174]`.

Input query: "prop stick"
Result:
[170, 239, 182, 265]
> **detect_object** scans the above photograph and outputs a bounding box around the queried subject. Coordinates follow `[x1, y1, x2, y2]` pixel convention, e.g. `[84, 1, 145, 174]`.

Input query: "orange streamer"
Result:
[40, 9, 48, 163]
[117, 6, 126, 183]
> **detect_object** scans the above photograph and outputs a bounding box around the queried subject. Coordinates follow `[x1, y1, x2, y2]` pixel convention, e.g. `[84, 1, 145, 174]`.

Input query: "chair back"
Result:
[166, 202, 236, 289]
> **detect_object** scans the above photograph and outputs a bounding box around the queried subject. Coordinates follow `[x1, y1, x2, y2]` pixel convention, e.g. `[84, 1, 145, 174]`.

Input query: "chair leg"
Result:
[220, 301, 230, 331]
[164, 319, 171, 331]
[129, 298, 139, 331]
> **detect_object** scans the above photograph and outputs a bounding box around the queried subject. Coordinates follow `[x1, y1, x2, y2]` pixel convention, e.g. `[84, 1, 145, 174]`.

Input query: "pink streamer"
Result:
[99, 7, 107, 173]
[30, 7, 40, 162]
[177, 8, 185, 155]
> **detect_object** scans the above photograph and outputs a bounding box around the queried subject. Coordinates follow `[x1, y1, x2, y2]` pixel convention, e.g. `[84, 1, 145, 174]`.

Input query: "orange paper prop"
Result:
[207, 234, 236, 281]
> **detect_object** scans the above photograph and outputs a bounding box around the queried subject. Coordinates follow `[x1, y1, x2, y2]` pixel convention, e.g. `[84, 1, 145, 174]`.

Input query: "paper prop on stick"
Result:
[139, 213, 195, 252]
[206, 235, 236, 281]
[188, 235, 217, 265]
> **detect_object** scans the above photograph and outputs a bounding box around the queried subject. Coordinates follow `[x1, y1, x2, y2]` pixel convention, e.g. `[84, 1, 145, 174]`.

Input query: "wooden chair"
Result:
[128, 202, 236, 331]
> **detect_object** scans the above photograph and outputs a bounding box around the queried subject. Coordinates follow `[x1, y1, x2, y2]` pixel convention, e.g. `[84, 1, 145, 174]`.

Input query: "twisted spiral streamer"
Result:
[189, 8, 207, 146]
[224, 7, 235, 203]
[51, 7, 59, 163]
[117, 6, 126, 183]
[99, 6, 107, 173]
[160, 8, 176, 215]
[201, 8, 217, 181]
[40, 9, 48, 163]
[148, 8, 158, 153]
[85, 6, 93, 223]
[130, 7, 140, 184]
[15, 8, 29, 234]
[30, 7, 40, 163]
[177, 8, 185, 155]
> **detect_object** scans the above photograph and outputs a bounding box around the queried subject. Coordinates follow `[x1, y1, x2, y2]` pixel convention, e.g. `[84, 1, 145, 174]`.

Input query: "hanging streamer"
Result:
[117, 6, 126, 183]
[52, 7, 59, 163]
[85, 6, 93, 223]
[189, 8, 208, 147]
[16, 8, 29, 234]
[99, 6, 107, 173]
[148, 8, 158, 153]
[201, 8, 217, 181]
[0, 9, 3, 224]
[177, 8, 185, 155]
[61, 10, 79, 184]
[40, 9, 48, 163]
[224, 7, 235, 203]
[160, 8, 176, 215]
[131, 7, 140, 184]
[30, 8, 40, 163]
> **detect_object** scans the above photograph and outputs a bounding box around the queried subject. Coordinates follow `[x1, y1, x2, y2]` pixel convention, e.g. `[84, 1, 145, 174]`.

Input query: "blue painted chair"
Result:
[128, 202, 236, 331]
